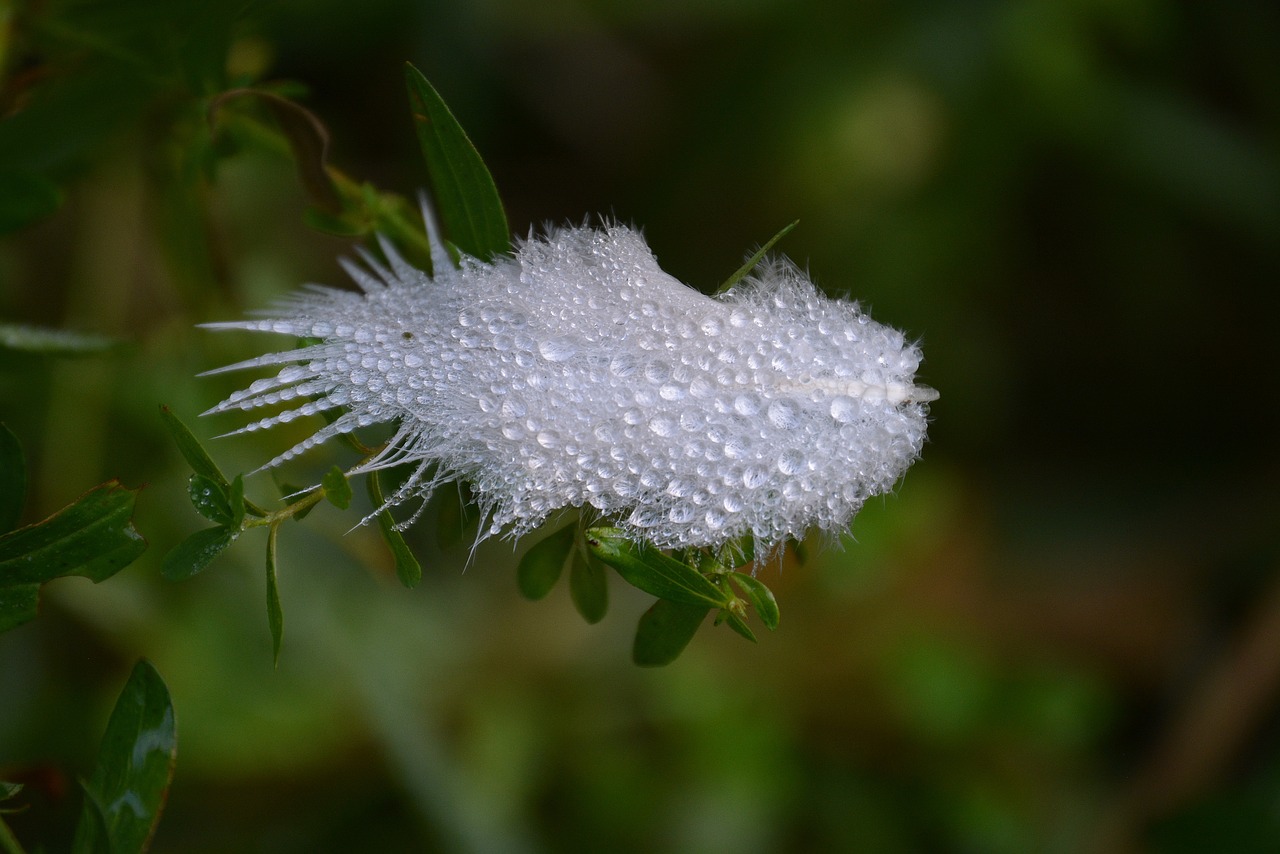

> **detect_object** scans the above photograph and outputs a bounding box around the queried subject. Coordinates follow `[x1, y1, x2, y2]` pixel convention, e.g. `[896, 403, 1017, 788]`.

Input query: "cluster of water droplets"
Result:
[204, 224, 936, 550]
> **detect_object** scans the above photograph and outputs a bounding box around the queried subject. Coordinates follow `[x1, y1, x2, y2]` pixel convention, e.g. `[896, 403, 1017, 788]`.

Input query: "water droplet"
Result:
[778, 449, 806, 475]
[767, 399, 801, 429]
[830, 396, 858, 423]
[538, 337, 577, 362]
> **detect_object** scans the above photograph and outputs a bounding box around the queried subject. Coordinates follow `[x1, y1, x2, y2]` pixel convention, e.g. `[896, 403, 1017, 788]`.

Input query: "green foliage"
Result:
[516, 522, 575, 601]
[0, 475, 146, 633]
[404, 63, 509, 263]
[715, 220, 799, 294]
[71, 661, 176, 854]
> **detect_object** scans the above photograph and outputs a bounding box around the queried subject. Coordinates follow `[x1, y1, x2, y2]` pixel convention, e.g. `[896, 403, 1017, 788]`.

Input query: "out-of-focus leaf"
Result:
[265, 526, 283, 667]
[0, 323, 122, 356]
[404, 63, 509, 262]
[322, 466, 352, 510]
[0, 481, 146, 633]
[71, 660, 176, 854]
[715, 220, 798, 294]
[516, 523, 575, 601]
[161, 526, 236, 582]
[633, 599, 708, 667]
[729, 572, 780, 630]
[585, 527, 731, 608]
[569, 546, 609, 624]
[368, 472, 422, 588]
[0, 171, 64, 234]
[0, 424, 25, 535]
[208, 89, 342, 214]
[0, 781, 22, 802]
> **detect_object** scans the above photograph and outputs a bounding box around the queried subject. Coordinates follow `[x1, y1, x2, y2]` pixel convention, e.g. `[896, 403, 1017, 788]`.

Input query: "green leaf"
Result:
[368, 472, 422, 588]
[0, 323, 123, 356]
[0, 481, 146, 633]
[722, 611, 758, 643]
[0, 171, 64, 234]
[322, 466, 352, 510]
[161, 526, 237, 581]
[160, 405, 229, 490]
[404, 63, 509, 263]
[0, 781, 21, 802]
[228, 475, 246, 528]
[0, 424, 25, 535]
[71, 660, 176, 854]
[715, 220, 799, 295]
[569, 545, 609, 624]
[265, 526, 283, 668]
[729, 572, 780, 631]
[516, 523, 575, 601]
[162, 407, 267, 518]
[633, 599, 708, 667]
[187, 474, 232, 524]
[585, 527, 731, 608]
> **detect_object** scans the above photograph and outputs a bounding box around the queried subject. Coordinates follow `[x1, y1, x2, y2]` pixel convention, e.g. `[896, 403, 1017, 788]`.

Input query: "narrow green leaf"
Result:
[0, 323, 122, 356]
[0, 424, 25, 535]
[322, 466, 352, 510]
[160, 405, 229, 490]
[715, 220, 799, 294]
[161, 526, 236, 581]
[187, 473, 232, 524]
[723, 611, 758, 643]
[368, 472, 422, 588]
[71, 660, 176, 854]
[633, 600, 708, 667]
[404, 63, 509, 262]
[569, 546, 609, 624]
[516, 523, 575, 601]
[265, 525, 283, 667]
[0, 481, 146, 632]
[0, 782, 22, 802]
[729, 572, 780, 631]
[585, 527, 731, 608]
[0, 171, 64, 234]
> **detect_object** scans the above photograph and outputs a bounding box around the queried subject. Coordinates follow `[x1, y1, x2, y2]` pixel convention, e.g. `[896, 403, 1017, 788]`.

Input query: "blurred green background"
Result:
[2, 0, 1279, 851]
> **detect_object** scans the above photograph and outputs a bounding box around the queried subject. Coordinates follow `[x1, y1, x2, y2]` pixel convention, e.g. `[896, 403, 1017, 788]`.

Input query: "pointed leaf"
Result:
[435, 481, 479, 548]
[585, 527, 731, 608]
[516, 523, 575, 601]
[569, 546, 609, 624]
[633, 600, 708, 667]
[160, 405, 229, 490]
[368, 472, 422, 588]
[161, 526, 237, 581]
[72, 660, 176, 854]
[0, 481, 146, 633]
[0, 424, 25, 535]
[265, 526, 283, 667]
[729, 572, 780, 631]
[404, 63, 509, 262]
[322, 465, 352, 510]
[723, 611, 758, 643]
[715, 220, 798, 294]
